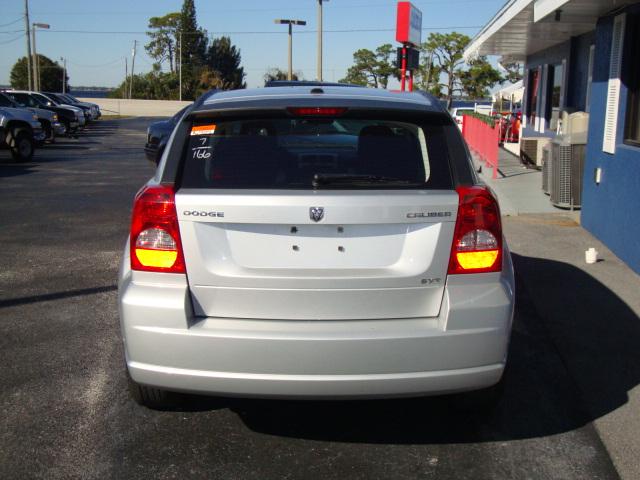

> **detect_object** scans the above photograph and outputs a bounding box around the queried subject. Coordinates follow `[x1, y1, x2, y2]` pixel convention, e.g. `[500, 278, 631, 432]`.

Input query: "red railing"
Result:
[461, 115, 500, 179]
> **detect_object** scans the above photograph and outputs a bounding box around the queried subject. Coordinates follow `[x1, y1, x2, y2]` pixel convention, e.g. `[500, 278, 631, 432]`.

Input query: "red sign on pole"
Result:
[396, 2, 422, 47]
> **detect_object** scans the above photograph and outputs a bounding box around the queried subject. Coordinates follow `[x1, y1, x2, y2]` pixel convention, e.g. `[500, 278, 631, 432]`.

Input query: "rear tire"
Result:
[10, 130, 34, 162]
[127, 370, 175, 409]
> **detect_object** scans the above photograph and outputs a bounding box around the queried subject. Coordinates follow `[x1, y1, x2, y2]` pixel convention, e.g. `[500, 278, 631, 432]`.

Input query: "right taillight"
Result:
[130, 184, 185, 274]
[448, 186, 502, 274]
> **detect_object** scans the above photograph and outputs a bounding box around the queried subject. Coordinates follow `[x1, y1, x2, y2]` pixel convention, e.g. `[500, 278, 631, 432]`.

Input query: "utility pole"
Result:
[274, 19, 306, 81]
[60, 57, 66, 93]
[316, 0, 328, 81]
[24, 0, 32, 91]
[178, 32, 182, 101]
[31, 27, 37, 90]
[129, 40, 137, 100]
[424, 50, 434, 90]
[123, 57, 128, 100]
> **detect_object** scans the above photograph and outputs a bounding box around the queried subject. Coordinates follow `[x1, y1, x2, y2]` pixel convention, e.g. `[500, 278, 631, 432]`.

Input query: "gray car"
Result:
[118, 85, 515, 408]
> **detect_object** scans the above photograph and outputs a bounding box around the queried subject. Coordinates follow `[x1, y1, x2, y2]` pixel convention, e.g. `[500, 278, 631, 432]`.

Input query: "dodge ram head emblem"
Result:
[310, 207, 324, 222]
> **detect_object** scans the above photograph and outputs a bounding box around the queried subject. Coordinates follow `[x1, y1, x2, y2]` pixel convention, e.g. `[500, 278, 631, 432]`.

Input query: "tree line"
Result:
[109, 0, 245, 100]
[8, 3, 519, 104]
[340, 32, 522, 108]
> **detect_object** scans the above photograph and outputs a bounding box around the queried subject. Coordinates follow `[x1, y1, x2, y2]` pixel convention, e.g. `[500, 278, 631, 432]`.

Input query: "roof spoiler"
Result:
[264, 80, 364, 88]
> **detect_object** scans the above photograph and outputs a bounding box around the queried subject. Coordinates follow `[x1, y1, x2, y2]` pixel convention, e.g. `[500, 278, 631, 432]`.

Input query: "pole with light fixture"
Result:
[317, 0, 328, 82]
[274, 19, 306, 81]
[60, 57, 66, 93]
[32, 22, 49, 91]
[129, 40, 137, 100]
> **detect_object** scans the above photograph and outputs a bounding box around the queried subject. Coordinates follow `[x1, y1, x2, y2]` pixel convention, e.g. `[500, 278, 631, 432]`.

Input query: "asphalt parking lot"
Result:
[0, 118, 623, 479]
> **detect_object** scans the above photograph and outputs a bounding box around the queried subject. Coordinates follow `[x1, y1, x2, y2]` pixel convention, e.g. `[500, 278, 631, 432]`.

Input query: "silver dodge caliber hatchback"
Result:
[118, 85, 515, 408]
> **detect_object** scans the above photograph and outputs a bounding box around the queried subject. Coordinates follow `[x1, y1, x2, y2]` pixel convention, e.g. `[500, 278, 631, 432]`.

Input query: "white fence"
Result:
[78, 98, 192, 117]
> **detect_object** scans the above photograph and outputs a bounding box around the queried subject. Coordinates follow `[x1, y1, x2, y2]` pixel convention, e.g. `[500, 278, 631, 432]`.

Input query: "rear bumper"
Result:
[119, 252, 515, 399]
[128, 361, 504, 399]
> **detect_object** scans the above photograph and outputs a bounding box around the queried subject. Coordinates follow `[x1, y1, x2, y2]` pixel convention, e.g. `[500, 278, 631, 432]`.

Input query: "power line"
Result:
[0, 17, 24, 28]
[0, 34, 24, 45]
[1, 26, 482, 36]
[17, 1, 497, 15]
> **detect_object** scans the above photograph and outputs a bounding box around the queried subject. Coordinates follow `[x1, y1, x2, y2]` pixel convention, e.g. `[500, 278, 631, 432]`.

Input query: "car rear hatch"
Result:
[174, 109, 461, 320]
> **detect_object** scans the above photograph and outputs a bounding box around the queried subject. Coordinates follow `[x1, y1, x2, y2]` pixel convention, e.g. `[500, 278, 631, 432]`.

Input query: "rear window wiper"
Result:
[312, 173, 425, 188]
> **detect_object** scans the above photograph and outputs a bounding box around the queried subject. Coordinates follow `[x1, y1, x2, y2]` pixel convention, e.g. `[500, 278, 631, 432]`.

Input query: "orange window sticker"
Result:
[191, 124, 216, 135]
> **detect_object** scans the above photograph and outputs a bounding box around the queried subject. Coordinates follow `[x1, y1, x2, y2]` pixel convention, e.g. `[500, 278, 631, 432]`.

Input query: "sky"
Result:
[0, 0, 506, 89]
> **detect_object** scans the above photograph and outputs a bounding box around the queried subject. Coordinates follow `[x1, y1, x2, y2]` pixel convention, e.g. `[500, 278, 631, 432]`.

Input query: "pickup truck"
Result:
[0, 106, 45, 162]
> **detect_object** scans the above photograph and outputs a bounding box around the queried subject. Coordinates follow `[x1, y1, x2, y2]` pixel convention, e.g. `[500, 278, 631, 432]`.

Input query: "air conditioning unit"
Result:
[549, 112, 589, 209]
[550, 136, 587, 209]
[562, 111, 589, 138]
[520, 137, 551, 168]
[541, 142, 552, 195]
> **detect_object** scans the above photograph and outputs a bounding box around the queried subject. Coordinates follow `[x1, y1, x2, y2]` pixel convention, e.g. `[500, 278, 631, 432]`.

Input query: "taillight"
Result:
[287, 107, 347, 116]
[448, 186, 502, 274]
[130, 184, 185, 274]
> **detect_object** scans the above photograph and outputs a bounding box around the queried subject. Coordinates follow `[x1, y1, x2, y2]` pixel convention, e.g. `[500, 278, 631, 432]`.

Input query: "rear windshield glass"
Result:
[180, 116, 453, 189]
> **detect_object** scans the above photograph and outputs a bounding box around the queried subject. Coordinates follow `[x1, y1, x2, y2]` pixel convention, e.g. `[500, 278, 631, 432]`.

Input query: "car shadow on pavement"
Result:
[0, 163, 37, 177]
[165, 253, 640, 444]
[0, 285, 117, 308]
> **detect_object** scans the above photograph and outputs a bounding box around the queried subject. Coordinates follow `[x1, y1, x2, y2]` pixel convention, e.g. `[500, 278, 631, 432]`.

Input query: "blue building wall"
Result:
[582, 5, 640, 274]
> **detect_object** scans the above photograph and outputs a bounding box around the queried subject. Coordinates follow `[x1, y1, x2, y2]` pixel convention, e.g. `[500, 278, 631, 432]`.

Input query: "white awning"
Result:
[498, 80, 524, 95]
[496, 80, 524, 102]
[464, 0, 635, 62]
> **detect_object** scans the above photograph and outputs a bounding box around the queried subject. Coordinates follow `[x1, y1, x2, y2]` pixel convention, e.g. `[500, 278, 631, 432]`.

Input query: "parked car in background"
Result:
[450, 104, 494, 130]
[450, 107, 475, 129]
[59, 93, 101, 119]
[120, 85, 515, 409]
[6, 91, 81, 134]
[37, 92, 89, 124]
[24, 91, 86, 128]
[44, 92, 97, 122]
[144, 104, 191, 164]
[0, 106, 45, 161]
[0, 92, 64, 143]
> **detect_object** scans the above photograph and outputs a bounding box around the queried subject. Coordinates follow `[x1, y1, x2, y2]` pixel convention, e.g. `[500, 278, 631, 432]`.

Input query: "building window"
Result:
[526, 68, 540, 126]
[624, 15, 640, 146]
[548, 63, 564, 132]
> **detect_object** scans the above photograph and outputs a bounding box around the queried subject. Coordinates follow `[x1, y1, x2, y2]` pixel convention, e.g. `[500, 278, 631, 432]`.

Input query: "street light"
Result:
[316, 0, 329, 82]
[60, 56, 66, 94]
[274, 19, 306, 81]
[32, 22, 49, 91]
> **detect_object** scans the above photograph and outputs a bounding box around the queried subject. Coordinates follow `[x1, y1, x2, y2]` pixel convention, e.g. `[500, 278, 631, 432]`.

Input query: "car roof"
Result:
[5, 90, 46, 96]
[193, 86, 445, 114]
